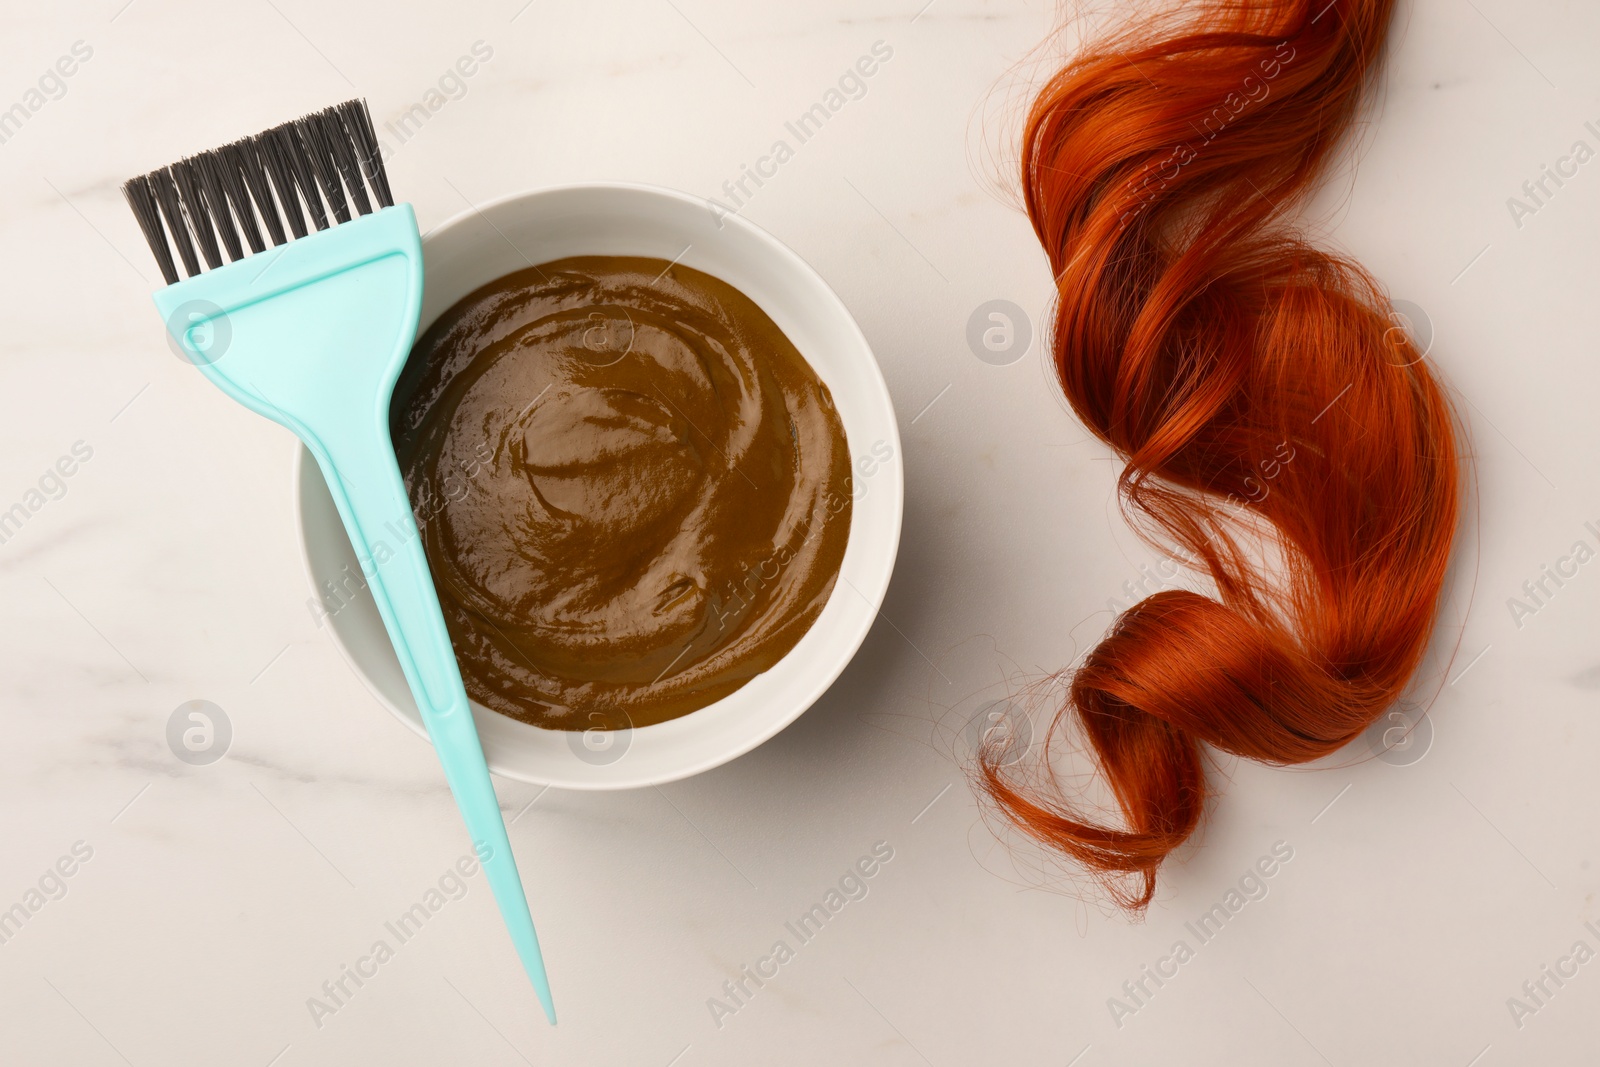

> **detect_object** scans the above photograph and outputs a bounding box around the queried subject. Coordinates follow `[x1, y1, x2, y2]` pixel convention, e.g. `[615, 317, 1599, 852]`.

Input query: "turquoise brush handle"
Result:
[313, 428, 557, 1029]
[153, 206, 556, 1025]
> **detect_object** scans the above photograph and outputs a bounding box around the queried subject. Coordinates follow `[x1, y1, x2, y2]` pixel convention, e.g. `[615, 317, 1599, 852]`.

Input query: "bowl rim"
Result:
[292, 179, 903, 788]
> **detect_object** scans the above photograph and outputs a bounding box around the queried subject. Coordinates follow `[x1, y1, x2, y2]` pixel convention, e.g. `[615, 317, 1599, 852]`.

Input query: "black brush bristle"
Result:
[170, 160, 223, 270]
[320, 108, 371, 216]
[121, 99, 394, 283]
[338, 99, 392, 208]
[214, 144, 267, 254]
[297, 115, 351, 225]
[123, 176, 178, 285]
[257, 132, 309, 240]
[275, 124, 329, 231]
[192, 153, 245, 263]
[226, 141, 284, 247]
[148, 168, 201, 278]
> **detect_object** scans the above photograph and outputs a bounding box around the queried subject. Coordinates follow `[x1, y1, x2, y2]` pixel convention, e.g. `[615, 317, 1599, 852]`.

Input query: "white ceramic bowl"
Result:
[294, 182, 902, 789]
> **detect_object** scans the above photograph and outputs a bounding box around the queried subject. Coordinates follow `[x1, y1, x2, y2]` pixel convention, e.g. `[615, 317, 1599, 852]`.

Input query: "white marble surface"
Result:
[2, 0, 1598, 1063]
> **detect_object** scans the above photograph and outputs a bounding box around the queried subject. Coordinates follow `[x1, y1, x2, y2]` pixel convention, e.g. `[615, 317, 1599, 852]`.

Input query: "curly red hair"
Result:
[978, 0, 1462, 910]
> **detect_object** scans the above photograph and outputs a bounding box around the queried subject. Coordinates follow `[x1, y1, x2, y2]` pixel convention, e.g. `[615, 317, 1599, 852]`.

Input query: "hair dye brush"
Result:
[122, 99, 556, 1024]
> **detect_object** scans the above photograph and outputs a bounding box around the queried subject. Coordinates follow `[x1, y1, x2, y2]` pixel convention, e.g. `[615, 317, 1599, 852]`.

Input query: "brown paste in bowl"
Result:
[391, 256, 852, 730]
